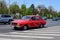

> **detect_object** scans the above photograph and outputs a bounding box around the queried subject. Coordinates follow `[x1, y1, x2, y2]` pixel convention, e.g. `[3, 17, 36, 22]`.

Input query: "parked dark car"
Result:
[52, 17, 60, 21]
[0, 14, 13, 24]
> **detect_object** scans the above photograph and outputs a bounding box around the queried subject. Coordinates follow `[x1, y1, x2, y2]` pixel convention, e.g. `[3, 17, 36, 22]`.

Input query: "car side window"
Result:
[31, 17, 35, 20]
[36, 16, 40, 20]
[1, 15, 11, 18]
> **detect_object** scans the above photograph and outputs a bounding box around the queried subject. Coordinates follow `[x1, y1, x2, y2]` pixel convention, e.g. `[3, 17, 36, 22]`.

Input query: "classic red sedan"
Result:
[11, 15, 46, 30]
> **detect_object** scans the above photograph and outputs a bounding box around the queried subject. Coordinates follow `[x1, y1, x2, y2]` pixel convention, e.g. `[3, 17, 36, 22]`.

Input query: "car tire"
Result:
[4, 23, 7, 24]
[23, 25, 28, 30]
[39, 24, 44, 28]
[14, 27, 18, 30]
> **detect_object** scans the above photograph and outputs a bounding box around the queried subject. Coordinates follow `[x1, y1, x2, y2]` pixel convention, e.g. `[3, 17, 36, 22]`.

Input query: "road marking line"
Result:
[22, 31, 29, 32]
[7, 32, 60, 36]
[39, 32, 60, 33]
[0, 34, 54, 39]
[8, 31, 60, 34]
[0, 38, 12, 40]
[22, 31, 60, 33]
[0, 38, 23, 40]
[10, 32, 60, 36]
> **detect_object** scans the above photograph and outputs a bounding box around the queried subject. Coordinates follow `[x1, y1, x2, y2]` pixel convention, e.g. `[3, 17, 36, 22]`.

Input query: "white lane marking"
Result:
[7, 32, 60, 36]
[0, 38, 12, 40]
[0, 38, 21, 40]
[0, 34, 54, 39]
[8, 31, 60, 34]
[22, 31, 60, 33]
[38, 32, 60, 33]
[8, 30, 60, 33]
[22, 31, 29, 32]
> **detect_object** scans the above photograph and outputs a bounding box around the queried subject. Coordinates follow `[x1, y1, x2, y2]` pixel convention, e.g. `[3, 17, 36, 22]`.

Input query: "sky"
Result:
[1, 0, 60, 11]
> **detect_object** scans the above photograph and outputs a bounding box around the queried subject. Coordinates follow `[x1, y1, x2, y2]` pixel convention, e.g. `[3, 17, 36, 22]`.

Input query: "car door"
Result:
[29, 16, 37, 28]
[35, 16, 41, 27]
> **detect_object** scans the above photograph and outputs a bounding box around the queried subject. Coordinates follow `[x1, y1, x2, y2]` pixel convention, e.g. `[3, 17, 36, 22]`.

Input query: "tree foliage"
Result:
[9, 4, 20, 14]
[29, 4, 35, 15]
[0, 1, 8, 14]
[20, 4, 26, 16]
[0, 1, 60, 19]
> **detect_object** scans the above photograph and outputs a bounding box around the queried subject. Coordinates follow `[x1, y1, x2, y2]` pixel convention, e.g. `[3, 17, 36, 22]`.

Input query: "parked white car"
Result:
[0, 14, 13, 24]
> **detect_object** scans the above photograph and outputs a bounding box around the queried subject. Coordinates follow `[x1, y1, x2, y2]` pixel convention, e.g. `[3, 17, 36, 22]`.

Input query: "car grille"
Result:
[12, 23, 17, 25]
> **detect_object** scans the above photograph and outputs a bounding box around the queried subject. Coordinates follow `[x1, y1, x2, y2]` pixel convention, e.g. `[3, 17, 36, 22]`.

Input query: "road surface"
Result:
[0, 19, 60, 40]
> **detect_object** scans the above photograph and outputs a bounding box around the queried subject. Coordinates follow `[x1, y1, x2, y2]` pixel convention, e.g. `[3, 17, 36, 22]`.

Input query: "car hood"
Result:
[12, 19, 29, 23]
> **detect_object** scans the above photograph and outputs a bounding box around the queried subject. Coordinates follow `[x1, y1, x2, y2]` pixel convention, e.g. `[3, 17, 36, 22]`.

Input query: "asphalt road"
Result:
[0, 19, 60, 40]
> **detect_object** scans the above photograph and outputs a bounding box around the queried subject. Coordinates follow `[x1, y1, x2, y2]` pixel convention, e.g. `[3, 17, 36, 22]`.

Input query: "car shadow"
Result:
[14, 26, 47, 31]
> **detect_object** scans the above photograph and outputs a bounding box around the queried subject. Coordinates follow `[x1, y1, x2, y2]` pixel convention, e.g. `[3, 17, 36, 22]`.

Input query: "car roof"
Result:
[26, 15, 40, 17]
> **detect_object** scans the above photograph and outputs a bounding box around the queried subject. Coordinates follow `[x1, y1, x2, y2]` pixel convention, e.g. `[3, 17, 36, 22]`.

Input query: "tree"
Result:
[20, 4, 26, 16]
[34, 8, 39, 15]
[29, 4, 35, 15]
[0, 1, 8, 14]
[9, 3, 20, 14]
[38, 5, 47, 16]
[57, 12, 60, 17]
[25, 8, 32, 15]
[48, 6, 54, 18]
[42, 8, 49, 17]
[52, 11, 58, 17]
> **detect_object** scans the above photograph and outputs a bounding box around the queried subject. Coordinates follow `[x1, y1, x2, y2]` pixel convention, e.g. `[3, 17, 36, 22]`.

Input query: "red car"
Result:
[11, 15, 46, 30]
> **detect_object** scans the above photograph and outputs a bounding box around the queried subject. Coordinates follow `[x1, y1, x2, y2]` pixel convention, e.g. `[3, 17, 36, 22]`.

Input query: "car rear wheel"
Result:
[4, 23, 7, 24]
[23, 25, 28, 30]
[39, 24, 44, 28]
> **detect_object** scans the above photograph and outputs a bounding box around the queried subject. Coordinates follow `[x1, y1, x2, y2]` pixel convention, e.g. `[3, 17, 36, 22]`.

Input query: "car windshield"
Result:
[22, 16, 30, 20]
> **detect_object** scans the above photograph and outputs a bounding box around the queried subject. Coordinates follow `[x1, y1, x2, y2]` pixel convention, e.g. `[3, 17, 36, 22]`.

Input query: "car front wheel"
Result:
[14, 27, 18, 30]
[23, 25, 28, 30]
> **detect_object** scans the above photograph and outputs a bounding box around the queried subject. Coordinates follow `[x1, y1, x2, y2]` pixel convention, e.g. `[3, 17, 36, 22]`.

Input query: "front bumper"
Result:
[11, 25, 23, 29]
[11, 25, 20, 28]
[10, 22, 23, 29]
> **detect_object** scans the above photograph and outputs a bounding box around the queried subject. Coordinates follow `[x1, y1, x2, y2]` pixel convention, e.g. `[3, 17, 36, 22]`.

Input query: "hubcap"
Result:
[40, 25, 42, 28]
[23, 26, 27, 30]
